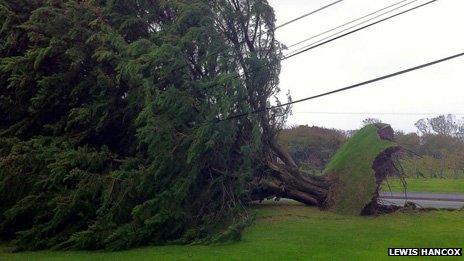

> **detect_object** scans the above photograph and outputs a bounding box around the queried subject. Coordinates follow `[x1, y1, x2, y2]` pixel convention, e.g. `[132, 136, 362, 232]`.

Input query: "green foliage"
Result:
[325, 125, 395, 214]
[0, 137, 109, 250]
[0, 0, 283, 251]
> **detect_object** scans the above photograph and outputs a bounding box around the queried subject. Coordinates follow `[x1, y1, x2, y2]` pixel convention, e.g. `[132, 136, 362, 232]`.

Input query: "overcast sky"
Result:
[268, 0, 464, 132]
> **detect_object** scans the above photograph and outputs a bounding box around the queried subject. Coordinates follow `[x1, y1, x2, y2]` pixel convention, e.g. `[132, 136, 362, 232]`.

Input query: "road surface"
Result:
[379, 192, 464, 209]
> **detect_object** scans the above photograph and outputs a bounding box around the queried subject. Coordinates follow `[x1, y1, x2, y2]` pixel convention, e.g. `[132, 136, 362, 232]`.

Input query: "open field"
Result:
[382, 178, 464, 194]
[2, 201, 464, 261]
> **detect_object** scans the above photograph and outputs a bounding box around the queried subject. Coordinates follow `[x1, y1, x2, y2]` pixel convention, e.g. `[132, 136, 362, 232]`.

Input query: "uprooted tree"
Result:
[0, 0, 401, 251]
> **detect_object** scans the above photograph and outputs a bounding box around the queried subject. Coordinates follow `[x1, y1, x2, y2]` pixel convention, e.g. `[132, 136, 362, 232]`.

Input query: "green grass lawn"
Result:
[2, 201, 463, 261]
[382, 178, 464, 194]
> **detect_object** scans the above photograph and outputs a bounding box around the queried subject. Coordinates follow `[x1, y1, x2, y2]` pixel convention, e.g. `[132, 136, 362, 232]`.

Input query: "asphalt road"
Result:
[265, 192, 464, 209]
[258, 192, 464, 209]
[379, 192, 464, 209]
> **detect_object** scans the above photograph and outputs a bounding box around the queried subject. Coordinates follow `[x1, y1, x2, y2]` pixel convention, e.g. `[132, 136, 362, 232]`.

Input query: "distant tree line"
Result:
[279, 126, 346, 173]
[398, 114, 464, 178]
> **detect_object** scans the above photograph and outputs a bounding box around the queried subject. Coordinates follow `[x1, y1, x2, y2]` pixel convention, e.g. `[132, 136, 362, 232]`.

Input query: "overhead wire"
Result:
[285, 0, 411, 50]
[275, 0, 344, 30]
[284, 0, 422, 57]
[282, 0, 436, 60]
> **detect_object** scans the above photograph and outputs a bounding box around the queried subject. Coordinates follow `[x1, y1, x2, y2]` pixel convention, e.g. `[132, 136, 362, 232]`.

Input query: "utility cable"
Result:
[275, 0, 344, 30]
[286, 0, 411, 50]
[283, 0, 436, 60]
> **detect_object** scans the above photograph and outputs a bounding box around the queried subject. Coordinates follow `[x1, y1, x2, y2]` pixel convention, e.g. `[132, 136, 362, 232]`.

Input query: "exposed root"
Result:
[361, 125, 403, 215]
[253, 124, 405, 216]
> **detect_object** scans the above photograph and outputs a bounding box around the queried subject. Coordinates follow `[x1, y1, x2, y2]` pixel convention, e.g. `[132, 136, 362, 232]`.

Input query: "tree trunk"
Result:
[251, 160, 329, 206]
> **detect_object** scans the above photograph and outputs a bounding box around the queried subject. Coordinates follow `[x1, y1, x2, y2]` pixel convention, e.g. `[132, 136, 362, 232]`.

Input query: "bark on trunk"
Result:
[251, 160, 329, 206]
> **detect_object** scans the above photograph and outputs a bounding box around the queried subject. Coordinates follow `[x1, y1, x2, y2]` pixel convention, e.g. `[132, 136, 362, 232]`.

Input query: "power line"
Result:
[221, 51, 464, 121]
[285, 0, 421, 57]
[286, 0, 425, 57]
[286, 0, 411, 50]
[275, 0, 344, 30]
[282, 0, 436, 60]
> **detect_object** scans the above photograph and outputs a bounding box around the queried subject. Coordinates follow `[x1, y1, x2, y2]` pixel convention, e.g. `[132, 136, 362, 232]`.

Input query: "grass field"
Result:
[2, 201, 463, 261]
[382, 178, 464, 194]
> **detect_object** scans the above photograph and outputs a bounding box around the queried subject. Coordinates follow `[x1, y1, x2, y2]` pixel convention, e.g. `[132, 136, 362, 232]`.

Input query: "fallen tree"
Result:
[0, 0, 401, 251]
